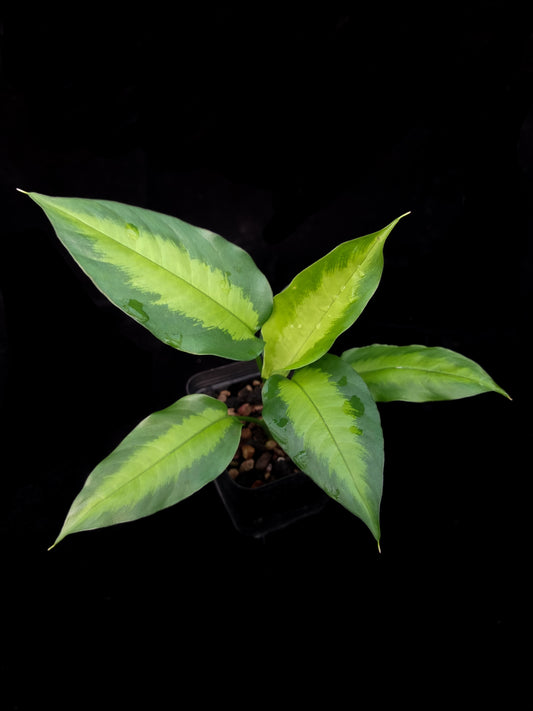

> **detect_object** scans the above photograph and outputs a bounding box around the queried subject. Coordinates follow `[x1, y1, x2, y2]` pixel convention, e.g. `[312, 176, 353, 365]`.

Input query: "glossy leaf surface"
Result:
[50, 395, 242, 547]
[262, 354, 383, 542]
[23, 191, 272, 360]
[260, 214, 409, 378]
[341, 344, 510, 401]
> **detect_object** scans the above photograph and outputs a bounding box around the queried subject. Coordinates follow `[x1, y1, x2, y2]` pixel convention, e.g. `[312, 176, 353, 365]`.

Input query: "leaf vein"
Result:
[290, 376, 372, 519]
[51, 201, 256, 334]
[72, 415, 233, 521]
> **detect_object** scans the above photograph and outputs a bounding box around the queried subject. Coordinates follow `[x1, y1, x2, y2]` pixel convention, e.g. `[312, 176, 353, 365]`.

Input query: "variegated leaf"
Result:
[49, 394, 242, 547]
[262, 354, 384, 543]
[260, 214, 409, 378]
[341, 344, 511, 401]
[22, 191, 272, 361]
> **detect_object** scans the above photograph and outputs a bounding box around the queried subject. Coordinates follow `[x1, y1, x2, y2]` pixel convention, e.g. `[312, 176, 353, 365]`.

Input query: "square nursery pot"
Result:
[186, 361, 329, 538]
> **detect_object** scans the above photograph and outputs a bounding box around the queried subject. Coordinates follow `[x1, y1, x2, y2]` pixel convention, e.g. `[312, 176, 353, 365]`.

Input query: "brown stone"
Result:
[241, 444, 256, 460]
[239, 459, 255, 473]
[255, 452, 272, 470]
[237, 402, 253, 416]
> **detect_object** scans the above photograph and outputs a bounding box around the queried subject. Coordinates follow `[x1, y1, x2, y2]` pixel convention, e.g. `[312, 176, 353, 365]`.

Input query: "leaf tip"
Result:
[48, 532, 64, 551]
[377, 539, 382, 554]
[494, 382, 512, 400]
[16, 187, 29, 195]
[379, 211, 411, 243]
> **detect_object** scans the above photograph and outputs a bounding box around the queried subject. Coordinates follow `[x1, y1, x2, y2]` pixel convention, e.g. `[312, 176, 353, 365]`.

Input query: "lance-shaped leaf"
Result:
[21, 191, 272, 361]
[49, 394, 242, 548]
[260, 214, 409, 378]
[341, 344, 511, 402]
[262, 353, 384, 542]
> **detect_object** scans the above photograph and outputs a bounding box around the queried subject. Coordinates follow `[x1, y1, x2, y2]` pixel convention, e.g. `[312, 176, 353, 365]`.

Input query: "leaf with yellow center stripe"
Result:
[262, 353, 384, 543]
[341, 344, 511, 402]
[49, 394, 243, 548]
[260, 214, 409, 378]
[21, 191, 273, 361]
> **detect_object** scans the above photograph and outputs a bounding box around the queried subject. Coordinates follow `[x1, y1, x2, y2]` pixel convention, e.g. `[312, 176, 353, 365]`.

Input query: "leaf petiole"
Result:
[231, 414, 272, 438]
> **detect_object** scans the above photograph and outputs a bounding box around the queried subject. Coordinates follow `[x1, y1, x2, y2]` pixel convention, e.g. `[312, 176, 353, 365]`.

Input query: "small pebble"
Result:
[237, 402, 253, 416]
[241, 444, 255, 460]
[239, 459, 255, 473]
[255, 452, 272, 470]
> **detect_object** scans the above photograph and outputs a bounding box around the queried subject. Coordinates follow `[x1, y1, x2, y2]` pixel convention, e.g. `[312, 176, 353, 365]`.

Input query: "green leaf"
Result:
[341, 344, 511, 402]
[22, 191, 272, 361]
[49, 394, 242, 547]
[260, 214, 409, 378]
[262, 353, 384, 542]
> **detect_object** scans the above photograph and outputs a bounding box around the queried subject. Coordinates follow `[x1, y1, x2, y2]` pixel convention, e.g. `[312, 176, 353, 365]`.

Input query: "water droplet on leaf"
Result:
[125, 223, 140, 239]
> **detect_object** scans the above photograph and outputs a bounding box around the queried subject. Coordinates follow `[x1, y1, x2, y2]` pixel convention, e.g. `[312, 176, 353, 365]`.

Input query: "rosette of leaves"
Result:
[19, 191, 510, 549]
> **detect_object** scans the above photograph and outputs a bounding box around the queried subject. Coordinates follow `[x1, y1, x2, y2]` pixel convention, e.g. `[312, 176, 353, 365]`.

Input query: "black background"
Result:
[1, 4, 530, 708]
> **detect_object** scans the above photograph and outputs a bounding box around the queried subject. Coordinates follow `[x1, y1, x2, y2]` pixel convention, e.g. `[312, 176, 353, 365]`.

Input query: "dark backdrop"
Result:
[1, 5, 530, 708]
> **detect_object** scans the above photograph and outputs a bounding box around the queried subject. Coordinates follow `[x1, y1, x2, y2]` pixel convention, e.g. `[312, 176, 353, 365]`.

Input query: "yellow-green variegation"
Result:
[260, 214, 409, 378]
[341, 344, 511, 402]
[22, 191, 272, 361]
[262, 354, 384, 543]
[20, 188, 510, 549]
[49, 394, 243, 548]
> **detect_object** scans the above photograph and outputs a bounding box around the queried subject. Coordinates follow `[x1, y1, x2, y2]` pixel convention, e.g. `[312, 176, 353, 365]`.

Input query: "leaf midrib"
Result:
[50, 200, 257, 334]
[69, 414, 235, 526]
[291, 375, 374, 521]
[282, 236, 383, 367]
[354, 363, 486, 387]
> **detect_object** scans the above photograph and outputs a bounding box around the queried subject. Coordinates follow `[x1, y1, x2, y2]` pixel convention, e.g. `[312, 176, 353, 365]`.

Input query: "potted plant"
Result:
[18, 190, 510, 550]
[184, 360, 331, 537]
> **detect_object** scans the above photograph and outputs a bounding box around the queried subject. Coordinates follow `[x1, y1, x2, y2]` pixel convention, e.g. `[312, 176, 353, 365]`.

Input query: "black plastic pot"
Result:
[186, 361, 329, 538]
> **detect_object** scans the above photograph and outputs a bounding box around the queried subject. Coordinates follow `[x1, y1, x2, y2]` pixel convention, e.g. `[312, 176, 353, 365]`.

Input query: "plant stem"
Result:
[255, 355, 263, 379]
[232, 414, 272, 438]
